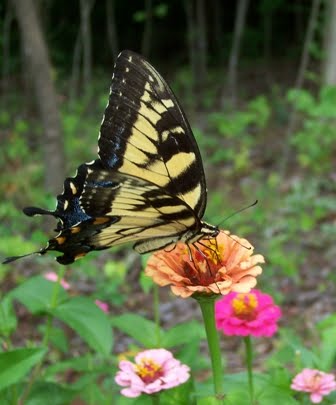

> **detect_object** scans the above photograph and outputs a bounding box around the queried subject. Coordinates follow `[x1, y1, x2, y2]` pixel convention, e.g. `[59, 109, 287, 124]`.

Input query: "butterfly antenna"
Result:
[2, 251, 41, 264]
[215, 200, 258, 251]
[216, 200, 258, 228]
[224, 232, 251, 250]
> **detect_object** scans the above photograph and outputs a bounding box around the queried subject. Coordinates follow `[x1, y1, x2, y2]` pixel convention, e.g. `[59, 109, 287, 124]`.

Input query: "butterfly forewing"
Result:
[98, 51, 207, 217]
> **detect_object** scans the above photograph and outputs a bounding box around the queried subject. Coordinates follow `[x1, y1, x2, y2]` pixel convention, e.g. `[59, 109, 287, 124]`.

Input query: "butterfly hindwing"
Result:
[47, 159, 199, 263]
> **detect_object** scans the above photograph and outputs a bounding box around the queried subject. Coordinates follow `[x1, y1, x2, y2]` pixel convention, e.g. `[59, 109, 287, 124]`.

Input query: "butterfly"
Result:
[4, 50, 219, 265]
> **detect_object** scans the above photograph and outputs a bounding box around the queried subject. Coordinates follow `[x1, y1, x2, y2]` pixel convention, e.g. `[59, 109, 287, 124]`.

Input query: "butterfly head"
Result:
[199, 221, 220, 240]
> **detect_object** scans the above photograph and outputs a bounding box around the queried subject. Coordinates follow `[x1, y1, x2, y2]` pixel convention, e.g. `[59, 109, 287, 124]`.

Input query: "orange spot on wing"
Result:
[55, 236, 66, 245]
[74, 252, 87, 261]
[94, 217, 111, 225]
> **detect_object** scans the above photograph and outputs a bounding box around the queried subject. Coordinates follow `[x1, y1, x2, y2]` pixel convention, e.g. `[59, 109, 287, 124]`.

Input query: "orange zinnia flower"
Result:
[145, 231, 264, 298]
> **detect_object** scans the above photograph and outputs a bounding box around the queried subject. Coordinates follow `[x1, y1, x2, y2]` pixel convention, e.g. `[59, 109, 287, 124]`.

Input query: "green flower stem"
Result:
[244, 336, 254, 404]
[87, 354, 95, 405]
[43, 266, 66, 345]
[153, 284, 161, 346]
[20, 268, 67, 404]
[151, 393, 160, 404]
[198, 296, 224, 402]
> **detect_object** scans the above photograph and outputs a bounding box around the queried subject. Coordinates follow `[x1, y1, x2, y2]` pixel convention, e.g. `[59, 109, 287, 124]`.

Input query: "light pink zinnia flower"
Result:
[44, 272, 70, 290]
[215, 289, 281, 337]
[95, 299, 109, 313]
[291, 368, 336, 403]
[115, 348, 190, 398]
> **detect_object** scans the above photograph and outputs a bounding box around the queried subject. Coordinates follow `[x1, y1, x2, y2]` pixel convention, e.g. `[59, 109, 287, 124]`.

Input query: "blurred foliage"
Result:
[208, 95, 271, 171]
[288, 85, 336, 173]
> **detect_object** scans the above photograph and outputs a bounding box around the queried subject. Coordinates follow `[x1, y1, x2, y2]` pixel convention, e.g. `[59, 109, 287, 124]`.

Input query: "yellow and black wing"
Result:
[4, 50, 214, 265]
[98, 50, 206, 216]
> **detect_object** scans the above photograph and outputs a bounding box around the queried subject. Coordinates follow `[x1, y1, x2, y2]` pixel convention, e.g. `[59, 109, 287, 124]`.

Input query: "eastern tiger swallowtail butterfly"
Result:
[4, 50, 219, 265]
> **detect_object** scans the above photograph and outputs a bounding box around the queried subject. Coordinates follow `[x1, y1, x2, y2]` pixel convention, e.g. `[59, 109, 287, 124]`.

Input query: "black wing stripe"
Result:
[99, 50, 207, 216]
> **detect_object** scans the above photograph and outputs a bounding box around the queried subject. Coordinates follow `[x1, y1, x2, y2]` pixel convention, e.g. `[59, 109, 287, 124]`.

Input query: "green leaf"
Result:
[45, 355, 94, 377]
[177, 339, 208, 371]
[257, 386, 299, 405]
[26, 382, 76, 405]
[38, 324, 68, 353]
[51, 296, 113, 356]
[116, 395, 150, 405]
[0, 347, 46, 391]
[160, 380, 193, 404]
[287, 88, 315, 111]
[111, 314, 160, 347]
[139, 271, 154, 294]
[317, 313, 336, 329]
[162, 321, 204, 347]
[224, 390, 250, 405]
[317, 326, 336, 370]
[78, 382, 109, 405]
[154, 3, 168, 18]
[0, 236, 37, 268]
[133, 10, 145, 22]
[222, 372, 299, 405]
[0, 296, 17, 336]
[0, 389, 14, 405]
[9, 276, 69, 314]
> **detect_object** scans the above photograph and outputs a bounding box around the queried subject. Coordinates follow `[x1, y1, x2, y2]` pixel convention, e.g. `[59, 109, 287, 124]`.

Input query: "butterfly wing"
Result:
[99, 50, 207, 217]
[4, 50, 209, 265]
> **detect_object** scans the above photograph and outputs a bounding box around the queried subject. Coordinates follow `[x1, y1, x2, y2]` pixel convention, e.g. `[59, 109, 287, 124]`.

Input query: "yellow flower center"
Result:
[200, 242, 223, 266]
[117, 349, 138, 361]
[135, 358, 163, 383]
[232, 293, 258, 320]
[310, 372, 322, 389]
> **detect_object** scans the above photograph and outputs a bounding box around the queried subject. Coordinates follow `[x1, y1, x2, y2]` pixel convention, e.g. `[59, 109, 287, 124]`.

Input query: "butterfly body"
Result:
[5, 51, 219, 265]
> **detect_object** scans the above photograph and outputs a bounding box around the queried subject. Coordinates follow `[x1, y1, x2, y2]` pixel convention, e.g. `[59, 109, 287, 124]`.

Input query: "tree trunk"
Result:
[184, 0, 207, 109]
[263, 10, 272, 66]
[294, 0, 322, 90]
[280, 0, 322, 175]
[224, 0, 249, 107]
[184, 0, 197, 91]
[106, 0, 119, 62]
[196, 0, 207, 94]
[69, 29, 82, 102]
[80, 0, 94, 90]
[212, 0, 222, 59]
[184, 0, 197, 112]
[1, 1, 14, 97]
[11, 0, 65, 194]
[323, 0, 336, 84]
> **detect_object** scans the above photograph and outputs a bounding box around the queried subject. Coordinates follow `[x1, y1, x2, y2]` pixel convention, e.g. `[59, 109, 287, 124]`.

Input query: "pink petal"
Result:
[310, 393, 323, 403]
[95, 300, 109, 313]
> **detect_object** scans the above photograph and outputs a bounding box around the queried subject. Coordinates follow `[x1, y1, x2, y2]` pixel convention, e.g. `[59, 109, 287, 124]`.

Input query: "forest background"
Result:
[1, 0, 336, 404]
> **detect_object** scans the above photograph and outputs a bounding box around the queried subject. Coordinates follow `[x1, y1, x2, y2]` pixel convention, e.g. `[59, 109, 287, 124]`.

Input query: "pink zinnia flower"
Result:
[115, 348, 190, 398]
[291, 368, 336, 403]
[95, 299, 109, 313]
[215, 289, 281, 337]
[44, 272, 70, 290]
